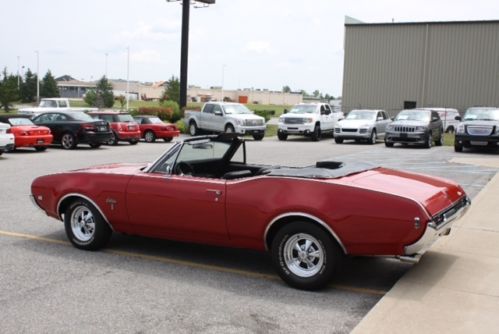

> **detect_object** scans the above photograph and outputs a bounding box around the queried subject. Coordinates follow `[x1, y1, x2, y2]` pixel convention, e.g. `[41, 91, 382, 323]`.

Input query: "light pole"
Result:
[221, 64, 226, 102]
[17, 56, 20, 88]
[166, 0, 215, 108]
[126, 47, 130, 111]
[35, 51, 40, 103]
[105, 52, 108, 78]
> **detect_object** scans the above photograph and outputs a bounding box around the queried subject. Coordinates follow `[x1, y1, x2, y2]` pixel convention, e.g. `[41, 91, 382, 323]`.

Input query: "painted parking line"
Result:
[0, 229, 387, 296]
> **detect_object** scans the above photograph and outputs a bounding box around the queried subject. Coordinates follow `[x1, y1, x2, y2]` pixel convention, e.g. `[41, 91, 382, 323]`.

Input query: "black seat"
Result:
[222, 170, 253, 180]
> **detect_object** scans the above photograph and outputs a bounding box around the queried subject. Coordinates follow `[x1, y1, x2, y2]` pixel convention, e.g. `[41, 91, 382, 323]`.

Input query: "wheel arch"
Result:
[264, 212, 346, 254]
[57, 193, 114, 231]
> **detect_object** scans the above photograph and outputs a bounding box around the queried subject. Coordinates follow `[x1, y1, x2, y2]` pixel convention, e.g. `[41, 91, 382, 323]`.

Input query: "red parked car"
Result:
[88, 111, 141, 145]
[30, 135, 470, 290]
[133, 115, 180, 143]
[0, 115, 53, 151]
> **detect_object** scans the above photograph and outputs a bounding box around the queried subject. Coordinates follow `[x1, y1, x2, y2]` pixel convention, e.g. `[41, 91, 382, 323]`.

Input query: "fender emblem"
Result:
[106, 198, 117, 210]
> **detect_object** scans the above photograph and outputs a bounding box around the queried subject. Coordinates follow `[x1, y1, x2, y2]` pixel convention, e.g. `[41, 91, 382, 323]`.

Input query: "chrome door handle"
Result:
[206, 189, 222, 196]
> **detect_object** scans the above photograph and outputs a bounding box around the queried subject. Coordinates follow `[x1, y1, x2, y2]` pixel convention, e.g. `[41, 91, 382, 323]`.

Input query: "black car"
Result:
[32, 111, 113, 149]
[385, 109, 444, 148]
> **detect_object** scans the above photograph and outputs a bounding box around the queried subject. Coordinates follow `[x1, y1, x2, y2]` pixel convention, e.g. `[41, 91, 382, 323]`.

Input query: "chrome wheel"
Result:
[283, 233, 324, 278]
[370, 130, 377, 144]
[189, 122, 197, 136]
[144, 131, 155, 143]
[70, 205, 95, 242]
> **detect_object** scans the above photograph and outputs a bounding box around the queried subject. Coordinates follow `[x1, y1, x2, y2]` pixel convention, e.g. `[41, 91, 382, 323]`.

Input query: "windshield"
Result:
[117, 114, 135, 122]
[346, 110, 376, 120]
[224, 104, 252, 115]
[395, 110, 430, 122]
[39, 100, 58, 108]
[8, 118, 34, 126]
[149, 117, 163, 124]
[177, 140, 231, 162]
[289, 105, 316, 114]
[464, 108, 499, 121]
[70, 112, 94, 122]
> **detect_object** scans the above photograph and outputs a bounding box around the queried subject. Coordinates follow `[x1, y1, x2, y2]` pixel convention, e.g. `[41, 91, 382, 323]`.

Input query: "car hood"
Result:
[228, 114, 264, 121]
[281, 113, 316, 119]
[335, 167, 465, 216]
[391, 120, 428, 127]
[338, 119, 374, 127]
[71, 163, 148, 175]
[461, 120, 499, 127]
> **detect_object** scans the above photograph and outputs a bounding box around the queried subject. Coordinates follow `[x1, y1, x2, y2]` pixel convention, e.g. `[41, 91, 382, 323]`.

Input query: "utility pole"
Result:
[126, 47, 130, 111]
[167, 0, 215, 109]
[105, 52, 108, 78]
[35, 51, 40, 103]
[17, 56, 20, 88]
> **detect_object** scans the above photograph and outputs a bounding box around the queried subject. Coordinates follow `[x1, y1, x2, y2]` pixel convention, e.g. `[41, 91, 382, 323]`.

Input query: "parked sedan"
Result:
[89, 111, 141, 145]
[133, 115, 180, 143]
[0, 115, 53, 151]
[0, 122, 15, 155]
[334, 109, 391, 144]
[385, 109, 444, 148]
[31, 134, 470, 290]
[32, 111, 113, 149]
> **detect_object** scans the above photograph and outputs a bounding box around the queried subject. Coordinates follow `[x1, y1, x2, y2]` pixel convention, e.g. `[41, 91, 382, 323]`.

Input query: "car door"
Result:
[125, 142, 228, 242]
[200, 103, 215, 131]
[320, 105, 334, 131]
[34, 113, 62, 142]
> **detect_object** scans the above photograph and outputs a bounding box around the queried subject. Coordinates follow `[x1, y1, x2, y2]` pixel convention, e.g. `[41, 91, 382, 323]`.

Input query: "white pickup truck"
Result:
[185, 102, 266, 140]
[278, 103, 344, 141]
[19, 98, 98, 116]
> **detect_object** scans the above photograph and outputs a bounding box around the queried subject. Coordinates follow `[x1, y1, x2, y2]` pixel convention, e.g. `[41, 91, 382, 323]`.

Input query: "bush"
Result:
[253, 109, 275, 122]
[175, 119, 187, 134]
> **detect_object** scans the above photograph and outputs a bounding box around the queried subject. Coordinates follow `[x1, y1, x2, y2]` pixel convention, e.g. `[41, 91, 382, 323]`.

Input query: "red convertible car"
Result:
[31, 135, 470, 290]
[0, 115, 53, 151]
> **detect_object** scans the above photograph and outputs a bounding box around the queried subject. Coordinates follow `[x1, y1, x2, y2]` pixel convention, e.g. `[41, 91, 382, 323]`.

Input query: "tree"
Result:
[161, 76, 180, 105]
[84, 76, 114, 108]
[40, 70, 60, 98]
[0, 68, 20, 111]
[313, 90, 320, 98]
[282, 85, 291, 93]
[20, 69, 37, 103]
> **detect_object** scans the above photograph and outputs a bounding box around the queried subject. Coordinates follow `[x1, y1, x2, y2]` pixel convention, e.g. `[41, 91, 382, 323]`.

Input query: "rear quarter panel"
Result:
[225, 177, 429, 255]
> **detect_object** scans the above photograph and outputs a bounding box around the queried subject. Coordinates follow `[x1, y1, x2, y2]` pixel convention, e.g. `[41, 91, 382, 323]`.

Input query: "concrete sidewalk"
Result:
[353, 158, 499, 334]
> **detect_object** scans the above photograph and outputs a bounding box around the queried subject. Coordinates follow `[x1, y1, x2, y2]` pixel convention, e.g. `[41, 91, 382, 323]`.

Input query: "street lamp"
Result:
[221, 64, 227, 102]
[35, 51, 40, 103]
[166, 0, 216, 108]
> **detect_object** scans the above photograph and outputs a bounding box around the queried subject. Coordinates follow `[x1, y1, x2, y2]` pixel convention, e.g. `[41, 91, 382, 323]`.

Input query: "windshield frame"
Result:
[223, 104, 253, 115]
[288, 104, 317, 114]
[463, 108, 499, 121]
[345, 110, 377, 121]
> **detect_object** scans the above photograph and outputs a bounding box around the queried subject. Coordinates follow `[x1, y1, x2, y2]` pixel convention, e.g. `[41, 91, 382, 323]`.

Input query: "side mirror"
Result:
[214, 110, 223, 116]
[455, 116, 462, 121]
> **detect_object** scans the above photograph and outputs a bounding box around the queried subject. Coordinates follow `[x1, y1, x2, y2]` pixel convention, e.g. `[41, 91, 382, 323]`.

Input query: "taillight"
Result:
[82, 123, 96, 131]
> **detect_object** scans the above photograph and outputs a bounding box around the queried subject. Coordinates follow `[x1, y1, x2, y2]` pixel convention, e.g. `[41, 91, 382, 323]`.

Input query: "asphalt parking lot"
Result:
[1, 136, 497, 333]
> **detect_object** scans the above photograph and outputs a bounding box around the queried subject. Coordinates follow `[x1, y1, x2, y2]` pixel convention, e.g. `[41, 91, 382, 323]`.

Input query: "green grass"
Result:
[443, 132, 455, 146]
[265, 125, 278, 137]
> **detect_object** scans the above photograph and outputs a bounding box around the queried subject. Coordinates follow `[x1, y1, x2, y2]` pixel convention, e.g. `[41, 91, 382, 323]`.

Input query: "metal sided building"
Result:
[342, 19, 499, 115]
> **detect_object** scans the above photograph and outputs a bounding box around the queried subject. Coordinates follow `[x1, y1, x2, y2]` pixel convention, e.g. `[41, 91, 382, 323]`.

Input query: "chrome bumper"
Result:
[398, 196, 471, 263]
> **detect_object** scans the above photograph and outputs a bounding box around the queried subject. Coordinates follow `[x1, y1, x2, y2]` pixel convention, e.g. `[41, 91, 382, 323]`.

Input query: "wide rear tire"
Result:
[271, 222, 341, 290]
[278, 132, 288, 141]
[144, 131, 156, 143]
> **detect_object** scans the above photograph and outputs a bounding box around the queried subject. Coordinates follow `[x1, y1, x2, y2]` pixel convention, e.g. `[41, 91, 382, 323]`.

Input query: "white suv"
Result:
[278, 103, 344, 141]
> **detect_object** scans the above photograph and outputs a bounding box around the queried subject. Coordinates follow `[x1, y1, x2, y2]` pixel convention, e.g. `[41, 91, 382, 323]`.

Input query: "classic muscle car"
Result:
[30, 134, 470, 290]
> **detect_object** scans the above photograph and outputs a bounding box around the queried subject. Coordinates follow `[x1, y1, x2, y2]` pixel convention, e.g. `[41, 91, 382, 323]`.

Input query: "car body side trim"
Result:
[264, 212, 347, 254]
[57, 193, 114, 231]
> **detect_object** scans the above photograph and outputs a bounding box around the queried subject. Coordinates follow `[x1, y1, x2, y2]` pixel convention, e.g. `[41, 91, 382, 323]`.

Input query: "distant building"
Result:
[342, 19, 499, 115]
[56, 76, 302, 105]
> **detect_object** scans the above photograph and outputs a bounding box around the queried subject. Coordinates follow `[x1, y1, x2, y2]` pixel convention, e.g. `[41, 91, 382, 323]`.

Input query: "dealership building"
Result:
[342, 19, 499, 115]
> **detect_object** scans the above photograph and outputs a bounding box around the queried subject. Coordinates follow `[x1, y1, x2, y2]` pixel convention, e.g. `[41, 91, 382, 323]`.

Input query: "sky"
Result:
[1, 0, 498, 97]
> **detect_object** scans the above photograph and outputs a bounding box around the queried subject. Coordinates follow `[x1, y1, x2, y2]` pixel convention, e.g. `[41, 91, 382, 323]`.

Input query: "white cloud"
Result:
[119, 21, 181, 42]
[243, 40, 272, 54]
[130, 49, 162, 63]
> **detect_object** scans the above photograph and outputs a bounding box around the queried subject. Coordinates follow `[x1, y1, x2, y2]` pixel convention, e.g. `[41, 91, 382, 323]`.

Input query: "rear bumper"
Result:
[398, 196, 471, 262]
[152, 130, 181, 139]
[116, 131, 141, 141]
[15, 134, 53, 147]
[79, 131, 114, 144]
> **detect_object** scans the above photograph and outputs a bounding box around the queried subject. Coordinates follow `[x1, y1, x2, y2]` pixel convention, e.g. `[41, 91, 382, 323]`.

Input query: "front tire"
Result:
[129, 139, 139, 145]
[163, 137, 173, 143]
[424, 132, 432, 149]
[369, 129, 377, 145]
[89, 143, 101, 149]
[35, 146, 47, 152]
[455, 141, 463, 152]
[271, 222, 341, 290]
[252, 133, 264, 141]
[225, 124, 235, 134]
[334, 138, 343, 144]
[384, 138, 394, 147]
[108, 132, 119, 146]
[277, 131, 288, 141]
[189, 121, 198, 136]
[311, 124, 321, 141]
[64, 199, 112, 251]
